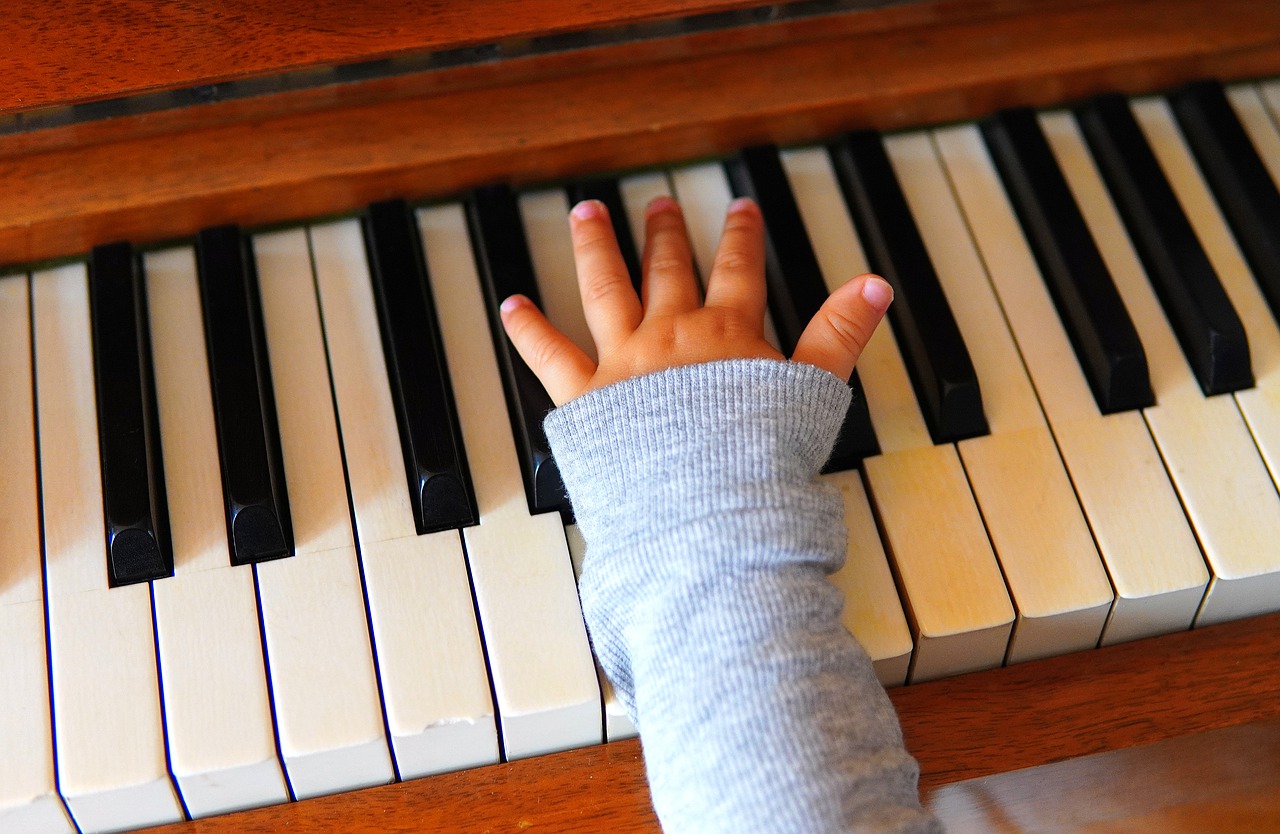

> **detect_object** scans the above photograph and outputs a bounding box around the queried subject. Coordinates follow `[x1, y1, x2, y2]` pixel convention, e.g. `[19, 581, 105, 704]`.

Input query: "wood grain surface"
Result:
[4, 0, 778, 112]
[2, 0, 1279, 269]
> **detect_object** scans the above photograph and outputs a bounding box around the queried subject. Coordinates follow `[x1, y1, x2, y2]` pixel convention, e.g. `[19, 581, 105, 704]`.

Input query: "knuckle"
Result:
[823, 306, 873, 351]
[712, 246, 755, 275]
[581, 272, 629, 307]
[645, 253, 687, 276]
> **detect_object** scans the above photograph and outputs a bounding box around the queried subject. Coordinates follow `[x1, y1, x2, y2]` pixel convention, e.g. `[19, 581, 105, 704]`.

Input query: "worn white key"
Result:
[883, 132, 1114, 663]
[672, 158, 917, 681]
[1130, 97, 1280, 623]
[619, 172, 676, 254]
[521, 187, 648, 741]
[671, 162, 783, 348]
[251, 229, 394, 798]
[0, 275, 74, 834]
[521, 189, 597, 362]
[419, 203, 601, 761]
[564, 525, 637, 740]
[781, 146, 1012, 682]
[935, 122, 1209, 644]
[1257, 79, 1280, 150]
[144, 247, 289, 817]
[34, 264, 184, 833]
[308, 218, 498, 778]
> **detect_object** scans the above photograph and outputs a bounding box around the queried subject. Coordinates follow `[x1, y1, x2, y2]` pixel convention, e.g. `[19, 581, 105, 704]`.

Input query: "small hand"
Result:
[499, 195, 893, 406]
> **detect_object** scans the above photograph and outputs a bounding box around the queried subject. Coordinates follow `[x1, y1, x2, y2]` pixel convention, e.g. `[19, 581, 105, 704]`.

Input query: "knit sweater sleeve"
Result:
[543, 358, 942, 834]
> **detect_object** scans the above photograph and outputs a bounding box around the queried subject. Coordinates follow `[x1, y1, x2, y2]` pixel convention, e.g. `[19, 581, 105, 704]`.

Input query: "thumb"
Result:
[791, 274, 893, 381]
[499, 294, 597, 406]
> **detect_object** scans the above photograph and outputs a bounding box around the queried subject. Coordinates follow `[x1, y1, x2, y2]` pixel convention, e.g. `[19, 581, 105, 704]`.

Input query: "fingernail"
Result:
[861, 276, 893, 311]
[500, 294, 526, 314]
[727, 196, 756, 215]
[571, 199, 605, 220]
[646, 195, 678, 216]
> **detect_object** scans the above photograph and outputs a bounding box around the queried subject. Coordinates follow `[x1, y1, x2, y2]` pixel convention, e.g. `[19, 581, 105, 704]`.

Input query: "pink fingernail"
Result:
[571, 199, 604, 220]
[500, 294, 526, 314]
[861, 276, 893, 311]
[646, 195, 678, 215]
[727, 196, 757, 214]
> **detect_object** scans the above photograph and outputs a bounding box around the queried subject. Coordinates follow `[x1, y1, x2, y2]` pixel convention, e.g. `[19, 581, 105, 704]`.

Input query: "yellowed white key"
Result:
[885, 131, 1114, 663]
[35, 264, 184, 833]
[1130, 97, 1280, 624]
[308, 218, 499, 778]
[781, 145, 1013, 683]
[0, 275, 75, 834]
[419, 203, 601, 762]
[522, 175, 675, 737]
[145, 247, 288, 818]
[672, 159, 915, 684]
[935, 122, 1209, 645]
[251, 230, 394, 798]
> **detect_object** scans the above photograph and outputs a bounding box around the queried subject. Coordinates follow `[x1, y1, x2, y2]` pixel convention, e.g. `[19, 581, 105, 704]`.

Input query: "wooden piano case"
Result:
[8, 0, 1279, 830]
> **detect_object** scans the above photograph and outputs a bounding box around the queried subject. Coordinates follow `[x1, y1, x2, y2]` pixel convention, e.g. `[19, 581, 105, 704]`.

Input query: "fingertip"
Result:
[571, 199, 606, 222]
[500, 293, 530, 315]
[859, 275, 894, 314]
[645, 195, 680, 217]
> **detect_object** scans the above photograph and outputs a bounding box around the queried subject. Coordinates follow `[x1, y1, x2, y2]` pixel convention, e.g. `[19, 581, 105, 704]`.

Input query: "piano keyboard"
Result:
[5, 77, 1280, 833]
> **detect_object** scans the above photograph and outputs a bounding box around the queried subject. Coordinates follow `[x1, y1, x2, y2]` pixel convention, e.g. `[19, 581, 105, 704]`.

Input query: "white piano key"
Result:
[250, 229, 394, 798]
[881, 132, 1114, 664]
[143, 246, 288, 818]
[0, 275, 74, 834]
[671, 161, 782, 348]
[308, 218, 498, 778]
[1228, 83, 1280, 191]
[823, 470, 913, 687]
[935, 122, 1209, 644]
[1129, 97, 1280, 624]
[618, 171, 677, 267]
[564, 524, 637, 741]
[418, 203, 602, 761]
[671, 158, 916, 680]
[780, 146, 1012, 682]
[33, 264, 184, 833]
[521, 187, 649, 741]
[520, 189, 597, 362]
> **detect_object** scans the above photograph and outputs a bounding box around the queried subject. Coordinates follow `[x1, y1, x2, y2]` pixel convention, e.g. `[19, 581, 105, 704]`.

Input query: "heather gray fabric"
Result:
[544, 358, 942, 834]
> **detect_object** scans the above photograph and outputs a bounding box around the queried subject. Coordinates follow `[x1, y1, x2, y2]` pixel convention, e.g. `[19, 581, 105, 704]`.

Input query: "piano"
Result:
[4, 1, 1280, 831]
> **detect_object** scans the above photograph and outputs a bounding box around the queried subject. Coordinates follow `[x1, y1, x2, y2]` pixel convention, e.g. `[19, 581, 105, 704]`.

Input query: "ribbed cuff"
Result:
[543, 358, 852, 550]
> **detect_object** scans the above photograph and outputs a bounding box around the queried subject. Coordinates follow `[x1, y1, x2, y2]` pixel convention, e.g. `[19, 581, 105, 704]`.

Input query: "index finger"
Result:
[570, 199, 643, 354]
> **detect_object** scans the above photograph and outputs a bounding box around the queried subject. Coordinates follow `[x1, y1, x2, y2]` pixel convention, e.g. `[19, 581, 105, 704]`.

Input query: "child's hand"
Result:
[499, 195, 893, 406]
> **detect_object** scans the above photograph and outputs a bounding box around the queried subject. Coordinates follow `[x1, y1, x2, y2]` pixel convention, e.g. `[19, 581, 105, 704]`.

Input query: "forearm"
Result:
[546, 359, 941, 834]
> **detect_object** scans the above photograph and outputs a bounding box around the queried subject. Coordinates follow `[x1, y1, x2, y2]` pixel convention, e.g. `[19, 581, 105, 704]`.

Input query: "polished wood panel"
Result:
[137, 612, 1280, 833]
[928, 717, 1280, 833]
[3, 0, 1279, 270]
[5, 0, 776, 112]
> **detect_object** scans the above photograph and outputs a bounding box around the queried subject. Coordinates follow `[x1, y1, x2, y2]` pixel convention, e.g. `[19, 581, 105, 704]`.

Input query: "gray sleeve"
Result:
[544, 358, 942, 834]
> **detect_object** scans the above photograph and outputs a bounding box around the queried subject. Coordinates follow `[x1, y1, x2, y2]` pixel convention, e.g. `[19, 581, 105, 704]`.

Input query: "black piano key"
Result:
[195, 225, 293, 565]
[1170, 79, 1280, 323]
[364, 199, 479, 533]
[1076, 93, 1253, 395]
[88, 242, 174, 585]
[567, 178, 643, 293]
[828, 130, 989, 443]
[982, 108, 1155, 414]
[724, 145, 880, 470]
[466, 184, 572, 517]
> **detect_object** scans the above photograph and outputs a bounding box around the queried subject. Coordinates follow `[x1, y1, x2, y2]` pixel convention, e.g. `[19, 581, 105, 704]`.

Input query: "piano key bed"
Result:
[6, 78, 1280, 833]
